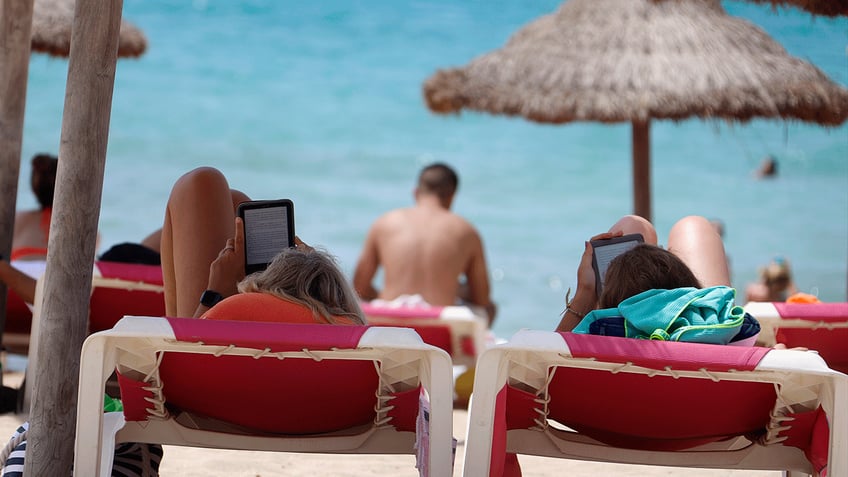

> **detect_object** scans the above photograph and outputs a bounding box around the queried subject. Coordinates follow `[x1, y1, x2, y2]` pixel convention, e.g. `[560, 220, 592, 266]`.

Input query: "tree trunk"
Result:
[0, 0, 34, 369]
[23, 0, 123, 475]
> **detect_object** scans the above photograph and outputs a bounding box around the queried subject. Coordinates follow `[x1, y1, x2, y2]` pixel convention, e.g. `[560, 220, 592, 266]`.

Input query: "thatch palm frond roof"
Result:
[31, 0, 147, 58]
[744, 0, 848, 17]
[424, 0, 848, 126]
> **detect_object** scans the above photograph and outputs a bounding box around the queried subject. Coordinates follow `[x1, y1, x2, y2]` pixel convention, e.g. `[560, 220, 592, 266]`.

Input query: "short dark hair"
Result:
[599, 244, 701, 308]
[30, 153, 59, 209]
[417, 163, 458, 202]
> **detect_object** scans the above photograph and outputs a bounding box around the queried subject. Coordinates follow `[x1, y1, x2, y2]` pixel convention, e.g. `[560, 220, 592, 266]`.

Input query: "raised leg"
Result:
[607, 215, 658, 245]
[667, 215, 730, 288]
[160, 167, 248, 317]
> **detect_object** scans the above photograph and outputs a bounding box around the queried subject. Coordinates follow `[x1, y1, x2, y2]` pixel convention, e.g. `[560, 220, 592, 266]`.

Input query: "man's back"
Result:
[370, 206, 481, 304]
[353, 163, 495, 322]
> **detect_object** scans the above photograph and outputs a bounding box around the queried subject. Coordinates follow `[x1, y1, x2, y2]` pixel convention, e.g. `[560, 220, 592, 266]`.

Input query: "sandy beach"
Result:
[0, 368, 785, 477]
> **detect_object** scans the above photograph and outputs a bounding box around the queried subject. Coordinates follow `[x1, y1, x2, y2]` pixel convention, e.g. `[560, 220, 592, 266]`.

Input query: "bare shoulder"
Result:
[451, 212, 481, 236]
[14, 209, 40, 228]
[372, 208, 410, 229]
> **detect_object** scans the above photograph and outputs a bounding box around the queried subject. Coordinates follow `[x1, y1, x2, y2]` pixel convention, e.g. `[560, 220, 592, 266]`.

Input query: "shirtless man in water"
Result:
[353, 163, 496, 324]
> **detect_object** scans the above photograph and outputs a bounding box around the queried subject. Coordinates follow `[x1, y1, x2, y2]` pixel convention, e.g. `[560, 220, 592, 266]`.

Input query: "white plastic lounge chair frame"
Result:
[745, 301, 848, 374]
[363, 304, 489, 368]
[23, 270, 165, 410]
[463, 330, 848, 477]
[74, 316, 454, 477]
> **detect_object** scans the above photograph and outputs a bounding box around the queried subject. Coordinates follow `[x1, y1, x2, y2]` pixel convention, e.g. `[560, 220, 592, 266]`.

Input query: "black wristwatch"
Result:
[200, 289, 224, 308]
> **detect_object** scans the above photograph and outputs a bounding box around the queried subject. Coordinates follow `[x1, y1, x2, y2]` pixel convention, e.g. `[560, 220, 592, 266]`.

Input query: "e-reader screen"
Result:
[591, 233, 644, 294]
[238, 200, 295, 274]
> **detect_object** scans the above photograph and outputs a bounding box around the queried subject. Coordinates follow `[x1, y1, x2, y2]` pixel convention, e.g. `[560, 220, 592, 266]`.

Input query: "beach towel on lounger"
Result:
[573, 286, 756, 345]
[0, 398, 163, 477]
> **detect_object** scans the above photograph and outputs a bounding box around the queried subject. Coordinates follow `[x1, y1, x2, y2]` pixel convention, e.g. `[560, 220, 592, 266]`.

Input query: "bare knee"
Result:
[669, 216, 717, 240]
[609, 215, 658, 244]
[176, 167, 228, 191]
[169, 167, 229, 204]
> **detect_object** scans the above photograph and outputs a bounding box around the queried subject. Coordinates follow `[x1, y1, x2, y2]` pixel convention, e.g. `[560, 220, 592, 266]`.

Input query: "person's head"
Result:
[30, 153, 59, 209]
[238, 246, 365, 325]
[416, 162, 459, 208]
[757, 156, 778, 178]
[599, 244, 701, 308]
[760, 257, 792, 294]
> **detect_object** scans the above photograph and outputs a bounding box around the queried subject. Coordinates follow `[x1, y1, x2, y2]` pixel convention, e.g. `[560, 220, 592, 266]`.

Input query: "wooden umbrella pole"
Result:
[0, 0, 35, 360]
[632, 119, 652, 222]
[23, 0, 123, 475]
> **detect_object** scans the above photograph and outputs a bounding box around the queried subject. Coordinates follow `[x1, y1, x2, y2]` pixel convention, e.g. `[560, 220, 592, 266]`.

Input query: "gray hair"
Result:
[238, 247, 365, 325]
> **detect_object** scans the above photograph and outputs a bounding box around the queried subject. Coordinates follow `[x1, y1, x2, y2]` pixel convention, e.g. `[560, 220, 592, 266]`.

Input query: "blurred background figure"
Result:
[755, 155, 778, 179]
[10, 153, 58, 262]
[745, 256, 798, 302]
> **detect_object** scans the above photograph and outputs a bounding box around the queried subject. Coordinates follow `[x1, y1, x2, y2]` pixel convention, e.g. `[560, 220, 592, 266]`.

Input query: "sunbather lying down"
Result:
[159, 166, 365, 325]
[477, 215, 780, 477]
[557, 214, 740, 337]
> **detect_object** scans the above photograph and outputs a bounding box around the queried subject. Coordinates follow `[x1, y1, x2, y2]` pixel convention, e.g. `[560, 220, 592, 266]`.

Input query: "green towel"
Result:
[573, 286, 745, 344]
[103, 394, 123, 413]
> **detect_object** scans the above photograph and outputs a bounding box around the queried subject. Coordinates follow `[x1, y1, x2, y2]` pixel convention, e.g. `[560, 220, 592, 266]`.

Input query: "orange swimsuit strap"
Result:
[10, 247, 49, 261]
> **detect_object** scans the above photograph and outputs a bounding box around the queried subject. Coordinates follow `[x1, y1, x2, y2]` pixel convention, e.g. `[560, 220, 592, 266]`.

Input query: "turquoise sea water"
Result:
[17, 0, 848, 338]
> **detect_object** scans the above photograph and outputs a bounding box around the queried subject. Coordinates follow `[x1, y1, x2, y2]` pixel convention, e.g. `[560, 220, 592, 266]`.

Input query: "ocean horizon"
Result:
[16, 0, 848, 338]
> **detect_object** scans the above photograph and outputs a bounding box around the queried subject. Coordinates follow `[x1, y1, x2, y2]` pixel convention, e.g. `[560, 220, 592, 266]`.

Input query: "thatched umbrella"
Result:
[744, 0, 848, 17]
[31, 0, 147, 57]
[423, 0, 848, 221]
[0, 0, 146, 361]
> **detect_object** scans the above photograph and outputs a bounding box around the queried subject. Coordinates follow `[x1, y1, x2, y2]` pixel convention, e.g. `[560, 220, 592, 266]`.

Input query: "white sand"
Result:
[0, 369, 782, 476]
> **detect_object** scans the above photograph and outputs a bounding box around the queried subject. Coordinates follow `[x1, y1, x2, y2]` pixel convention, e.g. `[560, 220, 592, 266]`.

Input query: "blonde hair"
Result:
[238, 247, 366, 325]
[760, 258, 792, 290]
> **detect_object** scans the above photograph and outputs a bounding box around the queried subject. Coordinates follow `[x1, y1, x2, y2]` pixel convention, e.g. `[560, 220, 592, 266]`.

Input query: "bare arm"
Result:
[464, 232, 496, 325]
[195, 217, 246, 318]
[0, 260, 38, 304]
[353, 226, 381, 301]
[555, 237, 606, 332]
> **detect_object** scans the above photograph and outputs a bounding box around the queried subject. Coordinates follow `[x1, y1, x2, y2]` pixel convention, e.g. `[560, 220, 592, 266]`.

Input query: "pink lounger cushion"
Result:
[119, 318, 419, 435]
[4, 261, 165, 336]
[360, 302, 444, 319]
[167, 317, 368, 352]
[768, 302, 848, 374]
[541, 334, 778, 450]
[95, 261, 164, 285]
[773, 302, 848, 320]
[88, 262, 166, 333]
[470, 329, 844, 477]
[359, 302, 487, 366]
[561, 332, 770, 372]
[361, 303, 458, 358]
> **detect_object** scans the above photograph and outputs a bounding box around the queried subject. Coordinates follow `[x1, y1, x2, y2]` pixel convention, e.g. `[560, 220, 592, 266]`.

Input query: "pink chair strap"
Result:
[774, 302, 848, 321]
[360, 302, 444, 319]
[561, 332, 769, 372]
[95, 261, 164, 286]
[166, 317, 368, 351]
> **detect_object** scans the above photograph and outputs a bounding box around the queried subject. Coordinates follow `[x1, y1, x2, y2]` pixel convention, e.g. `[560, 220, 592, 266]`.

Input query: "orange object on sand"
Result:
[786, 292, 822, 304]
